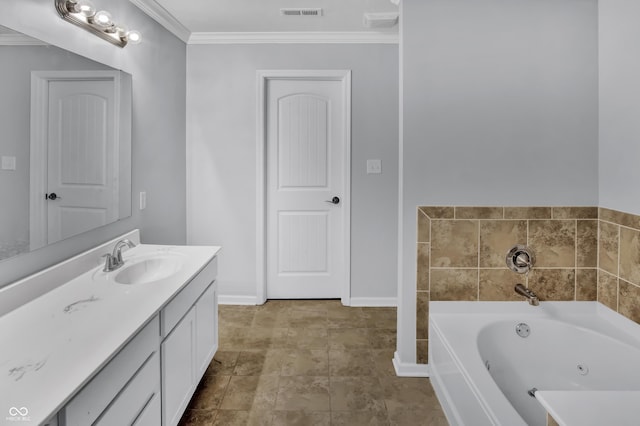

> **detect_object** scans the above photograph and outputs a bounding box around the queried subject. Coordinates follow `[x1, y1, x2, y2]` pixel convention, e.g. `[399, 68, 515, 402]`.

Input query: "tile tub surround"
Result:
[416, 206, 600, 364]
[179, 300, 448, 426]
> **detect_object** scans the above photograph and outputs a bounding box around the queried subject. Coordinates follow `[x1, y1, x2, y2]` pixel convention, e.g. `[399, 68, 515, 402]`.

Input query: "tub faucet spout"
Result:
[515, 283, 539, 306]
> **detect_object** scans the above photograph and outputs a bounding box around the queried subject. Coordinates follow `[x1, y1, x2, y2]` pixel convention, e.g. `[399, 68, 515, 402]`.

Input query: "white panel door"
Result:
[47, 79, 117, 244]
[266, 78, 346, 299]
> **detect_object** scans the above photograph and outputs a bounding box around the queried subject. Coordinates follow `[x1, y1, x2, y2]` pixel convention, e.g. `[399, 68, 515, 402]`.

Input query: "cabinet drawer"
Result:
[161, 256, 217, 337]
[95, 351, 160, 426]
[61, 316, 160, 426]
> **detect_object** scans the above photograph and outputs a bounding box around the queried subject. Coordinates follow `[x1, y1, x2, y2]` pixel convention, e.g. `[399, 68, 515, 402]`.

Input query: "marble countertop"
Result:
[0, 243, 220, 425]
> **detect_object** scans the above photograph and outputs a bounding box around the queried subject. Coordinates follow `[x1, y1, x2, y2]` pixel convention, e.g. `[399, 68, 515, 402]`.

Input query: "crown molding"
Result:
[188, 31, 399, 45]
[0, 34, 47, 46]
[129, 0, 190, 43]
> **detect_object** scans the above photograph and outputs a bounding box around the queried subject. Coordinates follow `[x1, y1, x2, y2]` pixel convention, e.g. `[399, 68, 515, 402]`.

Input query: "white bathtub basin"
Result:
[429, 302, 640, 426]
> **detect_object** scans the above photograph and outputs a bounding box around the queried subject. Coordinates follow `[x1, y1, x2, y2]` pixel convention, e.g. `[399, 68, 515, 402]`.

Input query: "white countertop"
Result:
[0, 243, 220, 425]
[536, 390, 640, 426]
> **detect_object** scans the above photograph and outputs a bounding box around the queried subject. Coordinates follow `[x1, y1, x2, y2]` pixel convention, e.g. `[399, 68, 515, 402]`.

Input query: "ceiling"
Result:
[132, 0, 399, 43]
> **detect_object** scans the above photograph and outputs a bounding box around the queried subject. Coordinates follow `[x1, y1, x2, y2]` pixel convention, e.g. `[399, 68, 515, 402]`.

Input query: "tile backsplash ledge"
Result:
[416, 206, 640, 364]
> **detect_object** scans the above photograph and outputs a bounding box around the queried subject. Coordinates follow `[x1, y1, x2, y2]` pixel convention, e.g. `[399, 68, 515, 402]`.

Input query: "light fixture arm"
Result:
[55, 0, 140, 48]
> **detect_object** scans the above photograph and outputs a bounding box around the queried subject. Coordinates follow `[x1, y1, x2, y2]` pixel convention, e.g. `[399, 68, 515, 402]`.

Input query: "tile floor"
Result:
[179, 300, 448, 425]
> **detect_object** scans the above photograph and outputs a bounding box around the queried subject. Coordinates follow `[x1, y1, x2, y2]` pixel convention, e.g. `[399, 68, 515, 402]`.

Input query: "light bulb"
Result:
[72, 0, 96, 18]
[126, 30, 142, 44]
[94, 10, 113, 28]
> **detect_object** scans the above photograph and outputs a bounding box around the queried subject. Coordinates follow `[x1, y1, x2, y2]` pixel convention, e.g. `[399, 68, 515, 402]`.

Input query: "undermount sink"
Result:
[113, 255, 184, 285]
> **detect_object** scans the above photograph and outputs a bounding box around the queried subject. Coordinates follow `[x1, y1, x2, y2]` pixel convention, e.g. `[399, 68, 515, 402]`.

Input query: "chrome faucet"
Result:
[102, 239, 136, 272]
[515, 283, 539, 306]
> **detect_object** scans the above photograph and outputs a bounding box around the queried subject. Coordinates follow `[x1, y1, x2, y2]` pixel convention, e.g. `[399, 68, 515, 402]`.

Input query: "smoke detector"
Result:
[363, 12, 399, 28]
[280, 8, 323, 16]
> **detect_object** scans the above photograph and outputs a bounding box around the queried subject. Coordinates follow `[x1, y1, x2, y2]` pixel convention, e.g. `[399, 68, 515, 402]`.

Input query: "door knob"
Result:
[46, 193, 61, 200]
[325, 196, 340, 205]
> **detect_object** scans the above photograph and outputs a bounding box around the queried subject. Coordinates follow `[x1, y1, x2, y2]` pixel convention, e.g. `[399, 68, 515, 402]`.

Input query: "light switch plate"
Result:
[1, 156, 16, 171]
[366, 159, 382, 174]
[139, 191, 146, 210]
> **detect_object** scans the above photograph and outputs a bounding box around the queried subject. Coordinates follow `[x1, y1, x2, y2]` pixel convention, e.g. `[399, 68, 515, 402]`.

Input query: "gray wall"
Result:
[0, 0, 187, 288]
[186, 44, 399, 301]
[398, 0, 599, 364]
[599, 0, 640, 215]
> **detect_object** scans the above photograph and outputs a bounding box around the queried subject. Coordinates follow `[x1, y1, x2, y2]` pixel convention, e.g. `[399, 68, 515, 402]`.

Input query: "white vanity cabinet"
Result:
[161, 257, 218, 426]
[59, 316, 161, 426]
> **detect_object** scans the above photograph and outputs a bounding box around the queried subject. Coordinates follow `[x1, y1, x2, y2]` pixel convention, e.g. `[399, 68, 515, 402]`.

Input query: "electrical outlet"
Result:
[366, 159, 382, 174]
[139, 191, 146, 210]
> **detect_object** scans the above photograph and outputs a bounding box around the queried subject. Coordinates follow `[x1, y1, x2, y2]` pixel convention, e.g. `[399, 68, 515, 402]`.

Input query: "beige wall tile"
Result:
[416, 292, 429, 339]
[547, 413, 561, 426]
[417, 244, 430, 291]
[600, 207, 640, 230]
[576, 269, 597, 301]
[552, 207, 598, 219]
[431, 220, 479, 267]
[417, 211, 430, 243]
[576, 220, 598, 268]
[504, 207, 551, 219]
[528, 220, 576, 267]
[528, 269, 576, 301]
[619, 280, 640, 324]
[599, 221, 619, 275]
[479, 220, 527, 268]
[430, 269, 478, 301]
[619, 227, 640, 286]
[598, 271, 618, 311]
[479, 269, 523, 301]
[416, 340, 428, 365]
[419, 206, 454, 219]
[455, 207, 503, 219]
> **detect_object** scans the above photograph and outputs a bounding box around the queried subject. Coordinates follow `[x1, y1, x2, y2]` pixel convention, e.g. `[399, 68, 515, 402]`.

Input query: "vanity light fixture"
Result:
[55, 0, 142, 48]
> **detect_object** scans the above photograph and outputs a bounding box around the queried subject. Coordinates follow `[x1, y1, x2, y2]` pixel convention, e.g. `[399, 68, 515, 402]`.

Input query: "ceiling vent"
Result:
[280, 8, 323, 17]
[363, 12, 399, 28]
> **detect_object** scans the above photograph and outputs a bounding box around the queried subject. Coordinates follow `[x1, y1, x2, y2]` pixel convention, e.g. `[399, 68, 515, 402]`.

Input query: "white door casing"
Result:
[257, 70, 351, 304]
[30, 71, 120, 250]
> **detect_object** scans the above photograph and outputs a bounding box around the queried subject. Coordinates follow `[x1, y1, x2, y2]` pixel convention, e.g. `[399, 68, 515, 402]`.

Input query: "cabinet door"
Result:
[195, 282, 218, 376]
[161, 307, 196, 426]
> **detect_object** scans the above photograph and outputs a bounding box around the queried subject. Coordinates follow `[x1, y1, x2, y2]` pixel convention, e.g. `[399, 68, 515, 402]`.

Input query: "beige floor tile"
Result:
[213, 410, 273, 426]
[387, 406, 448, 426]
[178, 409, 217, 426]
[234, 350, 286, 376]
[286, 328, 328, 349]
[220, 376, 279, 411]
[244, 327, 289, 349]
[205, 351, 239, 376]
[329, 328, 371, 350]
[180, 301, 446, 426]
[329, 376, 386, 411]
[187, 375, 231, 410]
[331, 409, 390, 426]
[280, 349, 329, 376]
[368, 328, 397, 349]
[274, 376, 331, 411]
[271, 410, 332, 425]
[329, 349, 376, 376]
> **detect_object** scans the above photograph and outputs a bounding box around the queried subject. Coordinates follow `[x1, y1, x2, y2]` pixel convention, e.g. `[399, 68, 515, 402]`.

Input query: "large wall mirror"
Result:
[0, 25, 132, 262]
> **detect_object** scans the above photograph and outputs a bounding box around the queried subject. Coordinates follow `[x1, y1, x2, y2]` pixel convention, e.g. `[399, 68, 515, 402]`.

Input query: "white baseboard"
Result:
[349, 297, 397, 307]
[392, 351, 430, 377]
[218, 295, 259, 305]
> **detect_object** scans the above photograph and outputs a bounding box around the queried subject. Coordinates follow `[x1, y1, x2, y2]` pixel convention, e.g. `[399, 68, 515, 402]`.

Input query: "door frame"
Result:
[29, 70, 121, 250]
[256, 70, 352, 305]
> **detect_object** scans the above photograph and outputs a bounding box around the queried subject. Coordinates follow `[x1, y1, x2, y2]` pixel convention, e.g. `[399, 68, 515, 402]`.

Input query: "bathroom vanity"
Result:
[0, 231, 220, 426]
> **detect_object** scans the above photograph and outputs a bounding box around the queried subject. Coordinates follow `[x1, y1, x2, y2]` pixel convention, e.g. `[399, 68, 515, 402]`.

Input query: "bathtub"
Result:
[429, 302, 640, 426]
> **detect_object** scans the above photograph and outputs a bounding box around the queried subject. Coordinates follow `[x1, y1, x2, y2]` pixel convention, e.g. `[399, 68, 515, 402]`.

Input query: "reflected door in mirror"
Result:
[47, 78, 118, 243]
